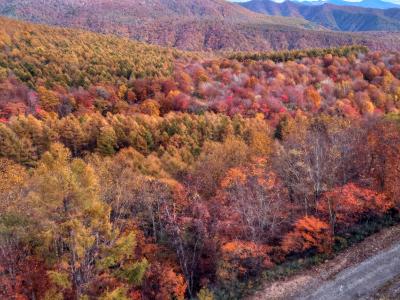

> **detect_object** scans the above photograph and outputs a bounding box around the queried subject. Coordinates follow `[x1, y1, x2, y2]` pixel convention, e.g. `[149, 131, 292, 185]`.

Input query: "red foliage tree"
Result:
[317, 183, 393, 232]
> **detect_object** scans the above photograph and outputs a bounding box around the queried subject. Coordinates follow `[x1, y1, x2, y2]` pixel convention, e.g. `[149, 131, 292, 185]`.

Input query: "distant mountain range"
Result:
[1, 0, 400, 51]
[293, 0, 400, 9]
[240, 0, 400, 31]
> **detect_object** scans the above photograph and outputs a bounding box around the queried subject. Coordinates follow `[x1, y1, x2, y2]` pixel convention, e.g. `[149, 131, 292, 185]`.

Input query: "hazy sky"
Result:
[231, 0, 400, 3]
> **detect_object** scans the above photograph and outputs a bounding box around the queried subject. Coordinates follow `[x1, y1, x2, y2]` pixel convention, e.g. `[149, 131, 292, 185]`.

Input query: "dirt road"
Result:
[299, 242, 400, 300]
[249, 225, 400, 300]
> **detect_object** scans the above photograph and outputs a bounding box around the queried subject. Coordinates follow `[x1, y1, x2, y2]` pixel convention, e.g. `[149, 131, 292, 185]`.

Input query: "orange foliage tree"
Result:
[282, 216, 332, 255]
[141, 263, 187, 300]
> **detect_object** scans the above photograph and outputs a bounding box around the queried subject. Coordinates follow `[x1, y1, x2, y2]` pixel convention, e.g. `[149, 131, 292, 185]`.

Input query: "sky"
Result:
[231, 0, 400, 3]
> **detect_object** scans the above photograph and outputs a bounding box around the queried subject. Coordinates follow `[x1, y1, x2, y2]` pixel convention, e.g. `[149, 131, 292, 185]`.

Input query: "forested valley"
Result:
[1, 16, 400, 300]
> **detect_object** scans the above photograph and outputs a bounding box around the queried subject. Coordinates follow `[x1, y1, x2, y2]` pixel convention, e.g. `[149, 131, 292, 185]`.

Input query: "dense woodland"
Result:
[1, 17, 400, 300]
[0, 18, 192, 88]
[2, 0, 400, 52]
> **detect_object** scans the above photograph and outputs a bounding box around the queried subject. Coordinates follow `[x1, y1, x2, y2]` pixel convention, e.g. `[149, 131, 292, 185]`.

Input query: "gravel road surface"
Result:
[249, 225, 400, 300]
[299, 242, 400, 300]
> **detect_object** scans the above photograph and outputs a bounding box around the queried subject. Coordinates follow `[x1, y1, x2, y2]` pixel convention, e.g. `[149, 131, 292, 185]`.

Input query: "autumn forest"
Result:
[1, 12, 400, 300]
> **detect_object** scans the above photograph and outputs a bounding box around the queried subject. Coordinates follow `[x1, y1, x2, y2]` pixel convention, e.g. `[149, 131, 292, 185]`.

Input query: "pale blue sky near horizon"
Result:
[230, 0, 400, 3]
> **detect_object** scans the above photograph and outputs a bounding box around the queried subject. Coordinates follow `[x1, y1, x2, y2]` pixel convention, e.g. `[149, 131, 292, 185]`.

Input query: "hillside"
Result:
[2, 0, 400, 51]
[0, 0, 267, 23]
[240, 0, 303, 16]
[0, 17, 193, 89]
[240, 0, 400, 31]
[0, 0, 314, 32]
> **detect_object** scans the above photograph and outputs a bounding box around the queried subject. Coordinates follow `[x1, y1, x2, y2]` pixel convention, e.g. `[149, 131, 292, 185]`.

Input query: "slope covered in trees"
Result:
[1, 17, 400, 300]
[0, 17, 193, 89]
[2, 0, 400, 51]
[0, 0, 316, 50]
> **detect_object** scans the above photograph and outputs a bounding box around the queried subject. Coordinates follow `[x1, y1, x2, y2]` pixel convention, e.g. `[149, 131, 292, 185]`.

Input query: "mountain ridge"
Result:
[240, 0, 400, 31]
[280, 0, 400, 9]
[325, 0, 400, 9]
[1, 0, 400, 51]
